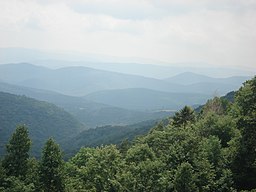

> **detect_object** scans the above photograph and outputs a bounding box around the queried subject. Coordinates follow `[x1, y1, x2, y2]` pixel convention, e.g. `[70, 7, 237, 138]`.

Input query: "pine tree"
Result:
[39, 138, 64, 192]
[172, 106, 196, 128]
[2, 125, 31, 178]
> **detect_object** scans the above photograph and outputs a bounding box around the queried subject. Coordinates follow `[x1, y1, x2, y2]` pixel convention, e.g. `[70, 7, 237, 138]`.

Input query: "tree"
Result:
[39, 138, 64, 192]
[172, 106, 196, 128]
[0, 162, 6, 190]
[232, 76, 256, 190]
[173, 162, 197, 192]
[197, 113, 237, 147]
[200, 97, 230, 116]
[2, 125, 31, 178]
[80, 145, 123, 191]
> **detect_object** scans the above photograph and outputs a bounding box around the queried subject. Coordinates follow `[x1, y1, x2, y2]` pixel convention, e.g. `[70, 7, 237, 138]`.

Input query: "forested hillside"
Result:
[62, 120, 159, 158]
[0, 76, 255, 191]
[0, 92, 84, 157]
[0, 82, 169, 127]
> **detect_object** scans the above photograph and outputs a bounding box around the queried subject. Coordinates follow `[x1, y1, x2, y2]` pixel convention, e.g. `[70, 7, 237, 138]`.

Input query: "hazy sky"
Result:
[1, 0, 256, 70]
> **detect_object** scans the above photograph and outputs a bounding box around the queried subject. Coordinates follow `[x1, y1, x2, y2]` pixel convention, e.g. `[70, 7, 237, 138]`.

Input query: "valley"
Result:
[0, 61, 251, 158]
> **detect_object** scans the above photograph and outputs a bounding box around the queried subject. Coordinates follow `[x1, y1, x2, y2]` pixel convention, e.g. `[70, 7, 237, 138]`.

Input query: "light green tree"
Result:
[173, 162, 197, 192]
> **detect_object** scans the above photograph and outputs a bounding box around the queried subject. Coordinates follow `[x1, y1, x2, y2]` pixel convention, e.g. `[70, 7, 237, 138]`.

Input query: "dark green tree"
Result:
[39, 138, 64, 192]
[232, 76, 256, 190]
[0, 162, 6, 190]
[197, 113, 237, 147]
[172, 106, 196, 128]
[2, 125, 31, 178]
[118, 138, 131, 155]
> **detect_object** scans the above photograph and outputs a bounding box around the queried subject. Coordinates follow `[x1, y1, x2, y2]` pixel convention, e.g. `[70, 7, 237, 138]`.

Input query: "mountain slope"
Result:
[0, 82, 170, 127]
[0, 63, 51, 84]
[0, 92, 84, 157]
[164, 72, 214, 85]
[62, 120, 158, 157]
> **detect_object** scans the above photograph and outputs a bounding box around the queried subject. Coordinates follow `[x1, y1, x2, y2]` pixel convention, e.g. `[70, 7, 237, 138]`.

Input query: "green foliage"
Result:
[172, 106, 196, 127]
[62, 120, 157, 158]
[0, 91, 83, 157]
[232, 76, 256, 190]
[126, 143, 155, 163]
[197, 113, 237, 147]
[123, 159, 167, 191]
[66, 145, 123, 191]
[2, 125, 31, 177]
[0, 163, 6, 188]
[25, 158, 39, 190]
[39, 138, 64, 192]
[0, 176, 34, 192]
[201, 96, 230, 115]
[173, 162, 197, 192]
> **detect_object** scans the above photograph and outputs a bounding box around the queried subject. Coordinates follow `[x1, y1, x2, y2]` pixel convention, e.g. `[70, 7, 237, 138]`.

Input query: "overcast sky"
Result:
[0, 0, 256, 70]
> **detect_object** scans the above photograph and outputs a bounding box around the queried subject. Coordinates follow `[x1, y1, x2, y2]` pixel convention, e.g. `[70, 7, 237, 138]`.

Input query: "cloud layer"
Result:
[1, 0, 256, 69]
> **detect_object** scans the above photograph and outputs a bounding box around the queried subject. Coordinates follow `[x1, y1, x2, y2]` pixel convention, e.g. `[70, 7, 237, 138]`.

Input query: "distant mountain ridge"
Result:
[0, 63, 250, 97]
[165, 72, 250, 85]
[1, 47, 254, 78]
[85, 88, 210, 111]
[0, 63, 183, 96]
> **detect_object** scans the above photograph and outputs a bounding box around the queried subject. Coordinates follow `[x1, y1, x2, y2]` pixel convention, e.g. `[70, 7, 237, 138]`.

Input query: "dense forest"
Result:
[0, 76, 255, 191]
[0, 92, 84, 157]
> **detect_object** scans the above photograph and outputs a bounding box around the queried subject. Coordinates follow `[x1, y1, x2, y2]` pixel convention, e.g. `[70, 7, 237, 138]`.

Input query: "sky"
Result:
[0, 0, 256, 70]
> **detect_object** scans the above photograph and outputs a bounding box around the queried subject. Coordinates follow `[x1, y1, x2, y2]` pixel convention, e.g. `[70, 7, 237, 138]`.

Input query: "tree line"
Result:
[0, 76, 255, 191]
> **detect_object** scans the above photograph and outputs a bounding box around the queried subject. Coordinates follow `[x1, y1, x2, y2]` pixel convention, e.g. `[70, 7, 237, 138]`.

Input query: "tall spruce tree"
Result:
[2, 125, 31, 178]
[39, 138, 64, 192]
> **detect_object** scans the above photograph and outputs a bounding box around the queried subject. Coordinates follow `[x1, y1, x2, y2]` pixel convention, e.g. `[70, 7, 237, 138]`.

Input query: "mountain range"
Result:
[0, 63, 250, 97]
[0, 63, 181, 96]
[1, 47, 254, 78]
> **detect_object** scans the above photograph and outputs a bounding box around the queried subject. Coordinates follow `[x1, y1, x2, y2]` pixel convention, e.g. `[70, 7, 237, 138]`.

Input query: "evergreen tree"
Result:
[2, 125, 31, 178]
[39, 138, 64, 192]
[172, 106, 196, 128]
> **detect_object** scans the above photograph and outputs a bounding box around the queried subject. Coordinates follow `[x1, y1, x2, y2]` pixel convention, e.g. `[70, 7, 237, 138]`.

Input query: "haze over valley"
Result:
[0, 47, 252, 155]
